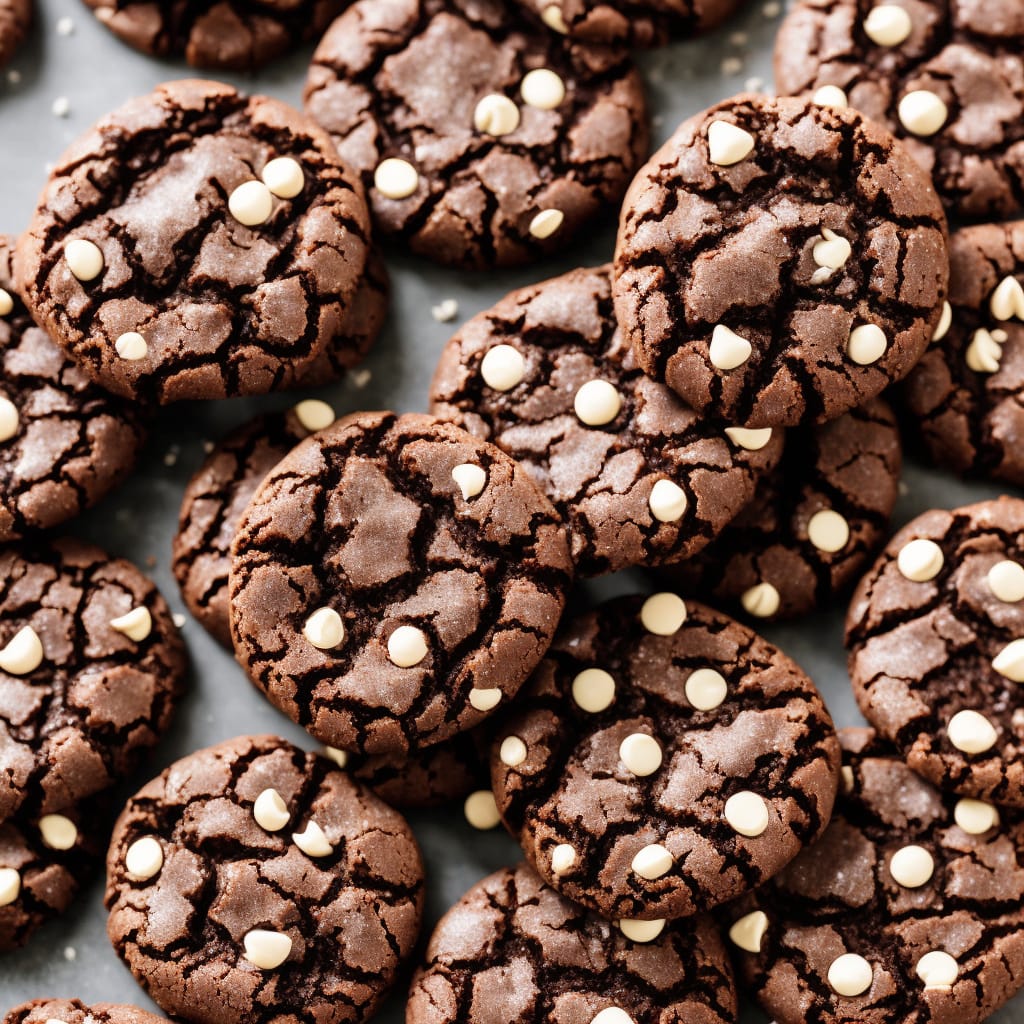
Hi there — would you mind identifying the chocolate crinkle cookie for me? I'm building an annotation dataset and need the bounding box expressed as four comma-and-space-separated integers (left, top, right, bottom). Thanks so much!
408, 863, 738, 1024
901, 220, 1024, 484
493, 594, 841, 924
0, 235, 146, 541
5, 1001, 169, 1024
0, 538, 187, 824
613, 93, 949, 428
429, 264, 784, 576
16, 79, 371, 404
105, 735, 424, 1024
774, 0, 1024, 222
847, 497, 1024, 808
0, 0, 30, 69
304, 0, 648, 269
662, 398, 902, 622
726, 728, 1024, 1024
229, 411, 573, 757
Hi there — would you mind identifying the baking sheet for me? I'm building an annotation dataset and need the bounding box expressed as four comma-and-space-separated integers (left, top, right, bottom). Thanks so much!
0, 1, 1018, 1021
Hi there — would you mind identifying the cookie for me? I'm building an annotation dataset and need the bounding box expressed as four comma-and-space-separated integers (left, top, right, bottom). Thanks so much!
901, 220, 1024, 484
229, 411, 573, 757
774, 0, 1024, 222
5, 1002, 168, 1024
304, 0, 648, 269
17, 79, 371, 404
408, 863, 738, 1024
613, 93, 949, 429
847, 497, 1024, 808
662, 399, 902, 622
727, 728, 1024, 1024
105, 735, 424, 1024
0, 538, 187, 824
429, 264, 784, 576
492, 594, 841, 923
0, 0, 30, 68
0, 235, 146, 541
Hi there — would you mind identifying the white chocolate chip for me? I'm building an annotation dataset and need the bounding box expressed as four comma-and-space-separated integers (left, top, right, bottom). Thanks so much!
990, 275, 1024, 321
574, 380, 621, 426
261, 157, 305, 199
474, 94, 520, 136
243, 929, 292, 970
812, 85, 848, 109
631, 843, 672, 879
897, 538, 944, 581
916, 950, 958, 991
954, 798, 999, 834
648, 479, 688, 523
685, 668, 728, 711
898, 90, 948, 136
374, 158, 419, 200
841, 765, 855, 793
228, 180, 274, 227
947, 709, 997, 754
452, 463, 487, 499
989, 561, 1024, 603
125, 836, 163, 880
889, 844, 934, 887
828, 953, 874, 996
0, 396, 19, 442
993, 638, 1024, 681
807, 509, 850, 553
639, 592, 687, 635
292, 820, 333, 857
863, 4, 912, 46
966, 327, 1003, 373
0, 625, 43, 675
114, 332, 148, 361
0, 289, 13, 316
39, 813, 78, 850
521, 68, 565, 109
591, 1009, 632, 1024
729, 910, 769, 953
550, 842, 576, 875
528, 208, 564, 239
253, 789, 289, 832
741, 582, 780, 618
707, 120, 755, 166
709, 324, 752, 370
500, 735, 528, 767
388, 625, 428, 667
724, 791, 770, 836
64, 239, 104, 281
324, 746, 348, 768
293, 399, 335, 432
813, 227, 852, 273
541, 4, 568, 31
469, 687, 502, 711
618, 918, 665, 943
619, 733, 662, 776
0, 867, 21, 906
847, 323, 888, 365
572, 668, 616, 712
932, 301, 953, 341
481, 344, 526, 391
303, 607, 345, 650
725, 426, 773, 450
110, 606, 152, 642
464, 790, 500, 830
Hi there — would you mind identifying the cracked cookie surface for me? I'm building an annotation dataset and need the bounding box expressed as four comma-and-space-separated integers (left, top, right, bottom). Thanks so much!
229, 411, 573, 757
847, 497, 1024, 807
492, 595, 841, 922
429, 264, 784, 576
613, 93, 948, 428
303, 0, 648, 269
774, 0, 1024, 222
17, 79, 371, 404
728, 728, 1024, 1024
105, 735, 424, 1024
5, 1001, 168, 1024
0, 537, 187, 824
0, 0, 30, 68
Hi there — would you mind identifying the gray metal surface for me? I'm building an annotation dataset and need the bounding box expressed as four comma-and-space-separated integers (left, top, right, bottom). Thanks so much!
0, 1, 1019, 1021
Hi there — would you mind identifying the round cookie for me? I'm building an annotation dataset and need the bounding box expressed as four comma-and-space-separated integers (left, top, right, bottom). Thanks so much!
5, 1002, 169, 1024
727, 728, 1024, 1024
613, 93, 949, 429
847, 497, 1024, 808
304, 0, 648, 269
408, 863, 738, 1024
901, 220, 1024, 484
0, 235, 146, 541
492, 594, 841, 923
0, 538, 187, 824
0, 0, 30, 69
429, 264, 784, 576
105, 735, 424, 1024
16, 79, 371, 404
229, 411, 574, 757
662, 399, 902, 622
774, 0, 1024, 223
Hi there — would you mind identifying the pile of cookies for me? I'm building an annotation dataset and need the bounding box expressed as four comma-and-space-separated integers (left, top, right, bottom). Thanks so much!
1, 2, 1024, 1024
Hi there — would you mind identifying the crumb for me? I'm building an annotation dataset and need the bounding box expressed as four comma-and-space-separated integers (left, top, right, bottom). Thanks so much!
431, 298, 459, 323
202, 440, 215, 454
145, 555, 156, 568
744, 76, 765, 92
898, 480, 909, 496
163, 446, 179, 467
763, 0, 781, 16
63, 946, 77, 961
729, 30, 747, 46
172, 613, 187, 629
56, 16, 74, 34
6, 70, 21, 85
721, 56, 743, 76
52, 96, 70, 118
350, 368, 372, 389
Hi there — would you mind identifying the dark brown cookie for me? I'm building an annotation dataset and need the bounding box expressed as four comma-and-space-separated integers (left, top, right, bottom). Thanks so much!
408, 863, 738, 1024
16, 79, 371, 404
662, 399, 902, 622
105, 735, 424, 1024
901, 220, 1024, 484
5, 1001, 168, 1024
0, 538, 187, 824
0, 235, 146, 542
774, 0, 1024, 222
847, 498, 1024, 807
613, 93, 949, 429
727, 728, 1024, 1024
304, 0, 648, 269
429, 264, 784, 576
229, 411, 574, 757
0, 0, 30, 68
492, 595, 841, 923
